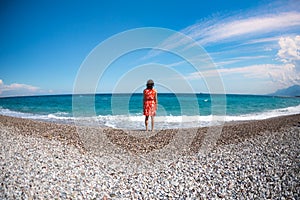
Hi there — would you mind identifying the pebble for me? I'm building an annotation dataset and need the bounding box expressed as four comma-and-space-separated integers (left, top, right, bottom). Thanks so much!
0, 121, 300, 199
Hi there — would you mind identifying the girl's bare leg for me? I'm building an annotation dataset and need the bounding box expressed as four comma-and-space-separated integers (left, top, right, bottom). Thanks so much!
151, 116, 154, 131
145, 116, 149, 131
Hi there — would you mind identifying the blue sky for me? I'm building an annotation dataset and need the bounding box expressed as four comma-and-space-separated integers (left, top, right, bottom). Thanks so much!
0, 0, 299, 96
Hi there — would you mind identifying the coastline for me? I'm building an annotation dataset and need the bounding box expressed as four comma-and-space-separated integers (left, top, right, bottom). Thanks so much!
0, 114, 299, 153
1, 114, 299, 198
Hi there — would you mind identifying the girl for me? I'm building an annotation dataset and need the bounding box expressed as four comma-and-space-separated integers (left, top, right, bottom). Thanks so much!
143, 79, 158, 131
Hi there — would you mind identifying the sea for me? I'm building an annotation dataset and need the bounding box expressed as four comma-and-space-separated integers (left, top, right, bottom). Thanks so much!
0, 93, 300, 130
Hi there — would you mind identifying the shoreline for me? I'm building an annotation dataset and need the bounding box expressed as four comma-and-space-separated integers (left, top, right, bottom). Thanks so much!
1, 114, 299, 198
0, 114, 299, 153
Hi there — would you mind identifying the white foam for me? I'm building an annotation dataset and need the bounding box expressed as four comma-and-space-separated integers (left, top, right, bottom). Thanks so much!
0, 104, 300, 129
225, 104, 300, 122
0, 108, 74, 124
0, 108, 36, 119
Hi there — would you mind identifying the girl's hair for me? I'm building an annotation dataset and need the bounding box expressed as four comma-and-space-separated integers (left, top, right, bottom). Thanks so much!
146, 83, 154, 89
146, 79, 154, 89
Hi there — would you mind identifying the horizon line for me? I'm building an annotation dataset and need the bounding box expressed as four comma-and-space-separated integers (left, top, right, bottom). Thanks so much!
0, 92, 285, 99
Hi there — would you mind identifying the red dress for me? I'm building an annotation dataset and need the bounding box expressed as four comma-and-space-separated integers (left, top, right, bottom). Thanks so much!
143, 89, 157, 116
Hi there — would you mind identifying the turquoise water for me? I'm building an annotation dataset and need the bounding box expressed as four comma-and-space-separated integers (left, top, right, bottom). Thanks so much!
0, 93, 300, 129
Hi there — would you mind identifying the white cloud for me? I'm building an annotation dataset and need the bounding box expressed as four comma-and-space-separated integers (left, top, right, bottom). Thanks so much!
153, 11, 300, 55
214, 55, 269, 67
146, 3, 300, 93
176, 10, 300, 90
277, 35, 300, 63
0, 79, 41, 97
244, 36, 281, 45
272, 35, 300, 88
183, 12, 300, 46
186, 63, 299, 88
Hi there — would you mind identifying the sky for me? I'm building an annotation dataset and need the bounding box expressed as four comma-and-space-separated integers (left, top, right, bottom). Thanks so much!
0, 0, 300, 97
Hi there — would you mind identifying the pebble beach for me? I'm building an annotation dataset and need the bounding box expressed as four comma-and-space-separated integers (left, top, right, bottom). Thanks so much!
0, 114, 299, 199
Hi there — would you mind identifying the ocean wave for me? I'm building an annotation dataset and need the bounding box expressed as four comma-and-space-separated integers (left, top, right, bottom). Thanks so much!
225, 104, 300, 121
0, 104, 300, 129
0, 108, 74, 124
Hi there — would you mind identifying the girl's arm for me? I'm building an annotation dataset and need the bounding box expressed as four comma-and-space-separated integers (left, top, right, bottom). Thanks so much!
155, 90, 158, 109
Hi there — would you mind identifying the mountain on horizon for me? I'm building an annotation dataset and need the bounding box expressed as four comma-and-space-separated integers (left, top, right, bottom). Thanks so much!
269, 85, 300, 97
